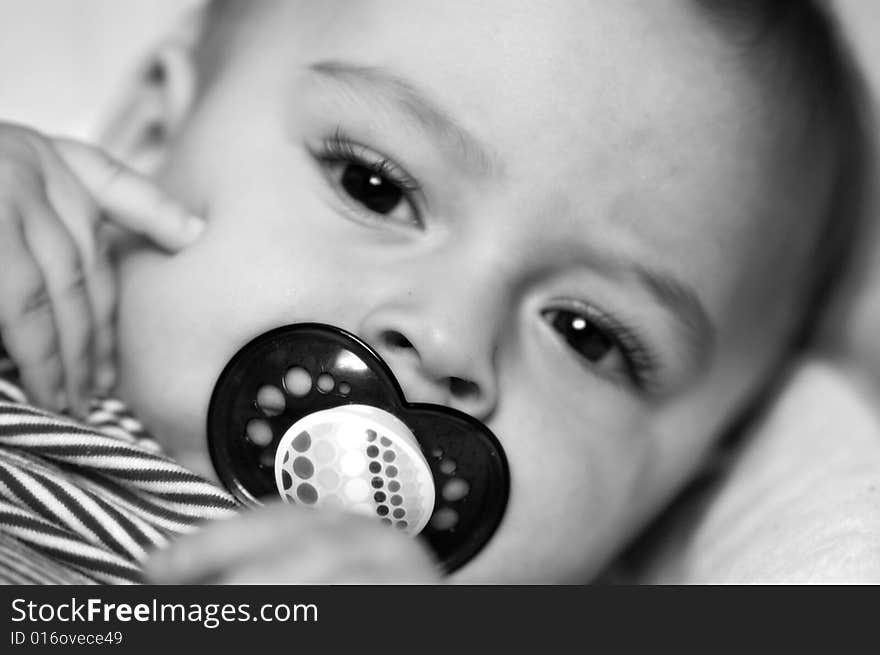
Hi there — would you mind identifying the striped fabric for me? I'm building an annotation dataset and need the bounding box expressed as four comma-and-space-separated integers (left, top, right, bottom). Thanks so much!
0, 355, 239, 585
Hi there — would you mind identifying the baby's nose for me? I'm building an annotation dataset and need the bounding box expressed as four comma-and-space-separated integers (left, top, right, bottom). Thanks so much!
360, 318, 498, 421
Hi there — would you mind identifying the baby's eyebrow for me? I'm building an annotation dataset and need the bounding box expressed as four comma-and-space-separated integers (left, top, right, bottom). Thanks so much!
307, 59, 499, 176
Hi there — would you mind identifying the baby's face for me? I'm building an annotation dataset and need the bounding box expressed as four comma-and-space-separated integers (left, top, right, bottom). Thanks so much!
114, 0, 828, 581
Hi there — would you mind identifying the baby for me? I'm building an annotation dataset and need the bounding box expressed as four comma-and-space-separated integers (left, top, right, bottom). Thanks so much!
0, 0, 870, 583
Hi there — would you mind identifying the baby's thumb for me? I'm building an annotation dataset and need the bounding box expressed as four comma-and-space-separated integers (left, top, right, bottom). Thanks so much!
53, 138, 204, 251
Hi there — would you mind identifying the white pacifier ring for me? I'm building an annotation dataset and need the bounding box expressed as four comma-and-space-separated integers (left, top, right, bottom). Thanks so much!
274, 405, 436, 535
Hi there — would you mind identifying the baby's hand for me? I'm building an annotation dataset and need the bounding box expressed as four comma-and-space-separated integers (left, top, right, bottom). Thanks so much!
0, 122, 204, 415
143, 503, 441, 584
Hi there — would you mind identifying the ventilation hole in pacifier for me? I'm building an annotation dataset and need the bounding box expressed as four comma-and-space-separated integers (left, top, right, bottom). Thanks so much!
245, 418, 274, 446
292, 430, 311, 452
442, 478, 469, 502
296, 482, 318, 504
259, 449, 276, 468
338, 381, 351, 396
256, 385, 286, 416
316, 372, 335, 393
430, 508, 459, 531
293, 456, 314, 479
439, 459, 456, 475
284, 366, 312, 397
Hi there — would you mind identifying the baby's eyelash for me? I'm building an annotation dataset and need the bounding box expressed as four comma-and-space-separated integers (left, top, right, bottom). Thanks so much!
550, 300, 661, 392
313, 129, 421, 194
599, 316, 659, 391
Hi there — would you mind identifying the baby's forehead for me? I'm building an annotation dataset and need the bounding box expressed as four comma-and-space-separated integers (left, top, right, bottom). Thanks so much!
235, 1, 728, 90
232, 1, 770, 156
202, 0, 844, 317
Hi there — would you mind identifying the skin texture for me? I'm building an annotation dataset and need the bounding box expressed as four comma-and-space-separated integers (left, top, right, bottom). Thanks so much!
111, 0, 834, 582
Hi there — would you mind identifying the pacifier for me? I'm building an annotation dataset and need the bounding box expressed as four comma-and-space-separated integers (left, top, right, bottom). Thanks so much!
207, 323, 509, 572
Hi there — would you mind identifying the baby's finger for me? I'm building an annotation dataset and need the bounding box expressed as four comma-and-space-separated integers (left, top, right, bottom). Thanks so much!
208, 510, 439, 584
20, 193, 95, 415
52, 139, 204, 252
89, 233, 117, 392
145, 504, 437, 584
143, 505, 305, 583
0, 205, 65, 410
214, 544, 438, 584
33, 142, 118, 393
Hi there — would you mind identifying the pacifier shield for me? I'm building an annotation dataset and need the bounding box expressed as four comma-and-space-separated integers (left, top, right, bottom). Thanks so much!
207, 323, 510, 572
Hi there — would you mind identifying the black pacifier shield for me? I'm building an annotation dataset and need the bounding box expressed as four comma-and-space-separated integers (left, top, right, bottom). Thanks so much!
207, 323, 510, 572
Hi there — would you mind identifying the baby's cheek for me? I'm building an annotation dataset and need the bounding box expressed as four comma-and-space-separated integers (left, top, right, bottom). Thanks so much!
115, 240, 269, 433
113, 224, 356, 469
455, 391, 654, 583
114, 252, 225, 462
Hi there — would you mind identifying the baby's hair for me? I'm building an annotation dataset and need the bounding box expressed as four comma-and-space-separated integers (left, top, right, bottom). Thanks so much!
665, 3, 875, 531
690, 0, 874, 441
694, 0, 873, 353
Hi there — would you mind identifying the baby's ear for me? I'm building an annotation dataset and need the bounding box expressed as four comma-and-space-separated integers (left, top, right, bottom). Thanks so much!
98, 15, 202, 174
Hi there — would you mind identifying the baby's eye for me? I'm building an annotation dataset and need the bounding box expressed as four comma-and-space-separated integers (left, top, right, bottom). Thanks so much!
332, 162, 415, 223
313, 134, 422, 228
340, 164, 403, 214
542, 307, 653, 388
544, 308, 619, 366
